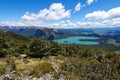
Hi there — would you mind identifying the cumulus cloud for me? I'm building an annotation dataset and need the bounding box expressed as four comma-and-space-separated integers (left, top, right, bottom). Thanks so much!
0, 3, 71, 27
50, 21, 101, 28
49, 18, 120, 28
84, 7, 120, 20
87, 0, 94, 5
0, 21, 12, 26
75, 2, 81, 11
21, 12, 37, 21
0, 3, 120, 28
74, 0, 96, 12
102, 18, 120, 27
22, 3, 71, 21
0, 20, 45, 27
1, 18, 120, 28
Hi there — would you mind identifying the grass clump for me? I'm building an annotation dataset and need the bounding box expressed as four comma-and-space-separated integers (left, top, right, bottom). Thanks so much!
30, 61, 53, 77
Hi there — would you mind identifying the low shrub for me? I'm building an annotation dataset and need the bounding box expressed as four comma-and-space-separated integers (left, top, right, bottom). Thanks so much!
30, 61, 53, 77
0, 65, 6, 75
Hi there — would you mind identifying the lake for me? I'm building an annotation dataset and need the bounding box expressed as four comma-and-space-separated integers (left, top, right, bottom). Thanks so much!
55, 36, 99, 45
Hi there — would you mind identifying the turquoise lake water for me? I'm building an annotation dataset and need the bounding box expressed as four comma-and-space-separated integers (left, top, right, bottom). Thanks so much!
55, 36, 99, 45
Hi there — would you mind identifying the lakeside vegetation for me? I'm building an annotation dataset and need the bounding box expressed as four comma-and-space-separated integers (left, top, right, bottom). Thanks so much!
0, 29, 120, 79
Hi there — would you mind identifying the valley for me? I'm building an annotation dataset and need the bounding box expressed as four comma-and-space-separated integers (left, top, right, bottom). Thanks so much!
1, 26, 120, 51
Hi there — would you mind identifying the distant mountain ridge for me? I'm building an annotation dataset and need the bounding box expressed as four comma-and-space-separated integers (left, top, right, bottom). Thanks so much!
0, 26, 85, 40
1, 26, 120, 40
0, 26, 60, 40
0, 29, 30, 42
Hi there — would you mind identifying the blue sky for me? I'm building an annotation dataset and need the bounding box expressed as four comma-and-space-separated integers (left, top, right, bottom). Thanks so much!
0, 0, 120, 28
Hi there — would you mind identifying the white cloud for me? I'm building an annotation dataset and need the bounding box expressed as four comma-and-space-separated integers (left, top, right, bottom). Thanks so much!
0, 3, 120, 29
49, 18, 120, 28
21, 12, 37, 21
22, 3, 71, 21
0, 3, 71, 27
102, 18, 120, 27
75, 2, 81, 11
1, 18, 120, 28
84, 11, 108, 20
0, 21, 12, 26
87, 0, 94, 5
74, 0, 95, 12
84, 7, 120, 20
0, 19, 45, 27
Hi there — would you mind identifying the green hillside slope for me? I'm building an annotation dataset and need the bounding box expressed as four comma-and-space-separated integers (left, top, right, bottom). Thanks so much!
0, 30, 120, 80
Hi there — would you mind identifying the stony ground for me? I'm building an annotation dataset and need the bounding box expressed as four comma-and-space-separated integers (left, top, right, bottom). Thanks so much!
0, 55, 66, 80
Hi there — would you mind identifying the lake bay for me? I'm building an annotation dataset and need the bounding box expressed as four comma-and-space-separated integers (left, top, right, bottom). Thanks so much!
55, 36, 99, 45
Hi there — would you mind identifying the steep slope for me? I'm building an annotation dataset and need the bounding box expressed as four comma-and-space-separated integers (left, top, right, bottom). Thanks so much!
0, 29, 30, 42
0, 29, 30, 57
0, 26, 58, 40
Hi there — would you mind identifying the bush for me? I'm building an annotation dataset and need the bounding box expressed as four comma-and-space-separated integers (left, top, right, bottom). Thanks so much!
0, 65, 6, 75
28, 38, 48, 58
0, 37, 9, 57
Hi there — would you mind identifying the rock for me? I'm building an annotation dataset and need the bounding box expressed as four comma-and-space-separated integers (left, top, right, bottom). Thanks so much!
51, 62, 58, 72
3, 71, 22, 80
59, 74, 65, 80
43, 73, 52, 80
39, 77, 44, 80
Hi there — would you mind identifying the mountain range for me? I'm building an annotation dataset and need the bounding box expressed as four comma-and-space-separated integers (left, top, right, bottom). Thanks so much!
1, 26, 120, 39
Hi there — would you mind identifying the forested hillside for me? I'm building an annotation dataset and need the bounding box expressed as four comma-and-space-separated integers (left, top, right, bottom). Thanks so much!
1, 26, 120, 52
0, 30, 120, 80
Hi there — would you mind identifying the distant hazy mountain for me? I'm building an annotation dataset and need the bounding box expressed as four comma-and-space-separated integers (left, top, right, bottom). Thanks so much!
0, 26, 58, 40
0, 26, 87, 40
1, 26, 120, 40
